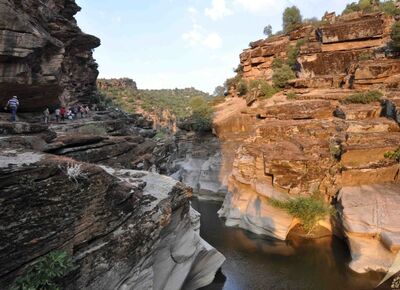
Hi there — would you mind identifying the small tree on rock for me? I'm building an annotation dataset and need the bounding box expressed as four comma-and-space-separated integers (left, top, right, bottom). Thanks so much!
283, 6, 302, 33
263, 25, 272, 37
213, 85, 225, 97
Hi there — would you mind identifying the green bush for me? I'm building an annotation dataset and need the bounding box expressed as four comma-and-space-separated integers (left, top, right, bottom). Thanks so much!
263, 24, 273, 37
380, 0, 400, 15
210, 95, 226, 106
286, 91, 298, 100
78, 124, 107, 135
342, 90, 383, 104
342, 2, 361, 14
358, 51, 374, 61
282, 6, 303, 33
272, 58, 285, 69
384, 147, 400, 162
343, 0, 400, 15
269, 196, 333, 233
329, 140, 342, 160
272, 65, 296, 88
391, 22, 400, 50
249, 79, 278, 99
286, 45, 299, 69
189, 96, 213, 132
286, 39, 307, 70
237, 79, 248, 96
12, 251, 75, 290
358, 0, 374, 12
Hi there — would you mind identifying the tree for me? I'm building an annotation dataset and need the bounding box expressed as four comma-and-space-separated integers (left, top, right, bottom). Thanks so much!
391, 22, 400, 50
282, 6, 302, 33
213, 85, 225, 97
189, 96, 213, 132
263, 25, 272, 37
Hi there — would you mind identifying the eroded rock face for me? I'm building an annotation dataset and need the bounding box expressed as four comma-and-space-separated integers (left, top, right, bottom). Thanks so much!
338, 184, 400, 273
240, 12, 397, 89
0, 111, 225, 289
0, 151, 224, 289
169, 132, 227, 201
0, 0, 100, 111
217, 11, 400, 265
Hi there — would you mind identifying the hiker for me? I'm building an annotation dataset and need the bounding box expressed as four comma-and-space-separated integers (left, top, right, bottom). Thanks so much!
72, 106, 79, 119
4, 96, 19, 122
55, 108, 61, 123
84, 105, 90, 117
60, 107, 66, 121
43, 107, 50, 124
79, 105, 85, 118
67, 109, 73, 120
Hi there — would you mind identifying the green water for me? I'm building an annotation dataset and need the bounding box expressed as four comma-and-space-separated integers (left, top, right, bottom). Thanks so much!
192, 199, 390, 290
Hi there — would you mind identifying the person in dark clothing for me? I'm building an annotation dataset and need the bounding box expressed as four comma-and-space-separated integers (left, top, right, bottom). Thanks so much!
5, 96, 19, 122
60, 107, 66, 121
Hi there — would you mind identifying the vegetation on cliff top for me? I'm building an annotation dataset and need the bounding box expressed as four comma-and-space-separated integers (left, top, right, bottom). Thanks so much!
98, 80, 214, 131
283, 6, 303, 33
269, 196, 334, 233
12, 251, 75, 290
342, 0, 400, 16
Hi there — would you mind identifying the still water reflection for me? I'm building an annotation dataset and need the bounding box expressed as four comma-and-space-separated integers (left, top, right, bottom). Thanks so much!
191, 199, 390, 290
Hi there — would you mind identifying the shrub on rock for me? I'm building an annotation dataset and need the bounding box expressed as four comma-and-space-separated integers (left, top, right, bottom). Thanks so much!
269, 196, 333, 233
391, 22, 400, 50
12, 251, 75, 290
272, 64, 296, 88
249, 79, 278, 99
342, 90, 383, 104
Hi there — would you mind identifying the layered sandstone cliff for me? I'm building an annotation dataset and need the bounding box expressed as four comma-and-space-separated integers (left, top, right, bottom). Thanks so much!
216, 11, 400, 273
0, 0, 100, 111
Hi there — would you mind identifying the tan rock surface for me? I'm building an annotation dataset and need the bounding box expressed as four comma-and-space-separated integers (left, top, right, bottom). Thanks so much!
338, 184, 400, 273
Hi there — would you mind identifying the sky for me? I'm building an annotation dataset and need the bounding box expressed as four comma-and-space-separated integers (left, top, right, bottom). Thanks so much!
76, 0, 353, 94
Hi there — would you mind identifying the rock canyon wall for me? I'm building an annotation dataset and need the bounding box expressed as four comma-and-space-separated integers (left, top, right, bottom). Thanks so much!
215, 11, 400, 273
0, 0, 100, 111
0, 1, 225, 289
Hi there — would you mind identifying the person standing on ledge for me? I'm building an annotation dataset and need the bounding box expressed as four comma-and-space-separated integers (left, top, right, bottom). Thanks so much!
43, 107, 50, 124
4, 96, 19, 122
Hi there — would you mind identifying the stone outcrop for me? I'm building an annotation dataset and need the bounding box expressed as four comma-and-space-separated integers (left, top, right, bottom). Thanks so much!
338, 184, 400, 273
97, 78, 138, 92
216, 9, 400, 273
0, 150, 224, 289
169, 131, 227, 201
0, 0, 100, 111
0, 110, 224, 289
240, 12, 397, 90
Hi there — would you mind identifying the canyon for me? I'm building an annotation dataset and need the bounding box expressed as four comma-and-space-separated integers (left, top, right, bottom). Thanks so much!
0, 0, 400, 289
0, 1, 224, 289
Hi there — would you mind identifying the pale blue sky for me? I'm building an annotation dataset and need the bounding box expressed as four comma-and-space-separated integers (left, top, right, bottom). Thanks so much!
76, 0, 353, 93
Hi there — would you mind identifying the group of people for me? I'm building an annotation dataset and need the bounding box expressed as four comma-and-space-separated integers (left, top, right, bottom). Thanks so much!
43, 104, 91, 124
4, 95, 93, 123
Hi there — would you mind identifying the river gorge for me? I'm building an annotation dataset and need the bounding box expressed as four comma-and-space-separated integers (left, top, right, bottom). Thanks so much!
0, 0, 399, 289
